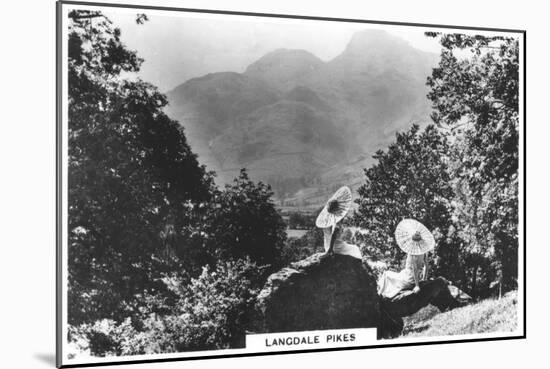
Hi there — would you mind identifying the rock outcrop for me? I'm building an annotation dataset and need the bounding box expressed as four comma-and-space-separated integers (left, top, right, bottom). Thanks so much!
253, 253, 380, 333
379, 277, 473, 338
253, 257, 472, 339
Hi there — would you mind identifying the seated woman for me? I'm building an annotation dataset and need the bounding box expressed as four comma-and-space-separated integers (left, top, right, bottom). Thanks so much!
322, 226, 362, 260
378, 219, 434, 299
315, 186, 362, 260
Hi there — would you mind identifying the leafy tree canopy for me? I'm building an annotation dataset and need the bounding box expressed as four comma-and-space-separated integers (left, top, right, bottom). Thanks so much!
428, 32, 519, 293
353, 124, 455, 268
201, 169, 288, 268
68, 10, 214, 324
426, 32, 519, 190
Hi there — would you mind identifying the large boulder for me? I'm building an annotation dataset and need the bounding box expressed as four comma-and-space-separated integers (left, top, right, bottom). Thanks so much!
253, 253, 380, 333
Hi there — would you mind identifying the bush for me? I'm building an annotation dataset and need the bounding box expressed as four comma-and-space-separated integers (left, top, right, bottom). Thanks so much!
69, 258, 264, 356
167, 258, 264, 350
68, 318, 144, 357
201, 169, 288, 267
280, 228, 324, 264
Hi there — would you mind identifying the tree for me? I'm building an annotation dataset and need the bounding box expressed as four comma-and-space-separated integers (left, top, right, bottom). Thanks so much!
426, 32, 519, 293
288, 212, 310, 229
201, 169, 288, 267
67, 10, 214, 324
281, 228, 325, 263
353, 125, 460, 279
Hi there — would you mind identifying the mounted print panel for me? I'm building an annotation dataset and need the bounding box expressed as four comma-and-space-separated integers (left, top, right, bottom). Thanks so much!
56, 1, 525, 367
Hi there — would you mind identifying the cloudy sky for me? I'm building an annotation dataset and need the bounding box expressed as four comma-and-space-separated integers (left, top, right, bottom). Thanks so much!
102, 9, 444, 92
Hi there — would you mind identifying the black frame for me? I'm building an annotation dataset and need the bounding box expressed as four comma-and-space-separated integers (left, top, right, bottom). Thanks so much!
56, 1, 527, 367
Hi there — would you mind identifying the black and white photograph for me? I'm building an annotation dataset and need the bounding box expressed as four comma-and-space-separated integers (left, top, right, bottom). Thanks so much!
56, 1, 525, 366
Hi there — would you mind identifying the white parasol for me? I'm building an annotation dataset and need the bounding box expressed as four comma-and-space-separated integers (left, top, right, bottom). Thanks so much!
315, 186, 353, 229
394, 219, 435, 255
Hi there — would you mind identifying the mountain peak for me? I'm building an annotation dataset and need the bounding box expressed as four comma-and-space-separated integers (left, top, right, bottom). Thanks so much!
244, 49, 324, 91
339, 29, 411, 58
247, 49, 323, 67
166, 30, 437, 205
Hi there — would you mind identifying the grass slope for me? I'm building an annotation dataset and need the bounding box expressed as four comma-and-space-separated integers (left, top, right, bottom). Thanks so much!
401, 291, 518, 337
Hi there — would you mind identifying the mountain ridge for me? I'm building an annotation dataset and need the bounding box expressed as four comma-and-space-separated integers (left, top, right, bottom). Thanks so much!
165, 30, 439, 209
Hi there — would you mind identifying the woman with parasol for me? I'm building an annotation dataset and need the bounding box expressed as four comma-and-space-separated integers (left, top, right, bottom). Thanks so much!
315, 186, 361, 259
378, 219, 435, 299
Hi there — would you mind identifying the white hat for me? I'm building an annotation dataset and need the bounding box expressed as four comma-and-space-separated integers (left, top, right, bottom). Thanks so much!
394, 219, 435, 255
315, 186, 353, 228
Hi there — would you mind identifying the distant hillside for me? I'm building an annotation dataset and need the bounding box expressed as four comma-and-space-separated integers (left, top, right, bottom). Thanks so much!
245, 49, 325, 92
165, 30, 439, 208
401, 291, 518, 338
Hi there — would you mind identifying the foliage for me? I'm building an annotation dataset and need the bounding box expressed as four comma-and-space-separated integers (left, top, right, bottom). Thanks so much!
67, 8, 292, 330
68, 318, 141, 357
281, 228, 324, 263
69, 259, 263, 355
426, 33, 519, 189
426, 33, 519, 293
354, 33, 520, 297
68, 9, 213, 325
353, 124, 457, 272
200, 169, 288, 267
287, 212, 315, 229
164, 258, 264, 351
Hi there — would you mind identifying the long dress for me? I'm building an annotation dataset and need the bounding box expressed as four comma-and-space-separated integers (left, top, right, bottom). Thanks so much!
378, 254, 426, 299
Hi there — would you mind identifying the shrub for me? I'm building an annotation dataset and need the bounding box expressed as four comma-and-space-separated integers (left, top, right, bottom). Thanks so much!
69, 258, 264, 356
201, 169, 287, 267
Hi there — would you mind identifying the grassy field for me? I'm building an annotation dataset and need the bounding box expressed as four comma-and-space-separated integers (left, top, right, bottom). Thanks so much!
401, 291, 518, 337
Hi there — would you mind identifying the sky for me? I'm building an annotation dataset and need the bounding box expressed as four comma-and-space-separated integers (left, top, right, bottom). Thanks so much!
101, 9, 444, 92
